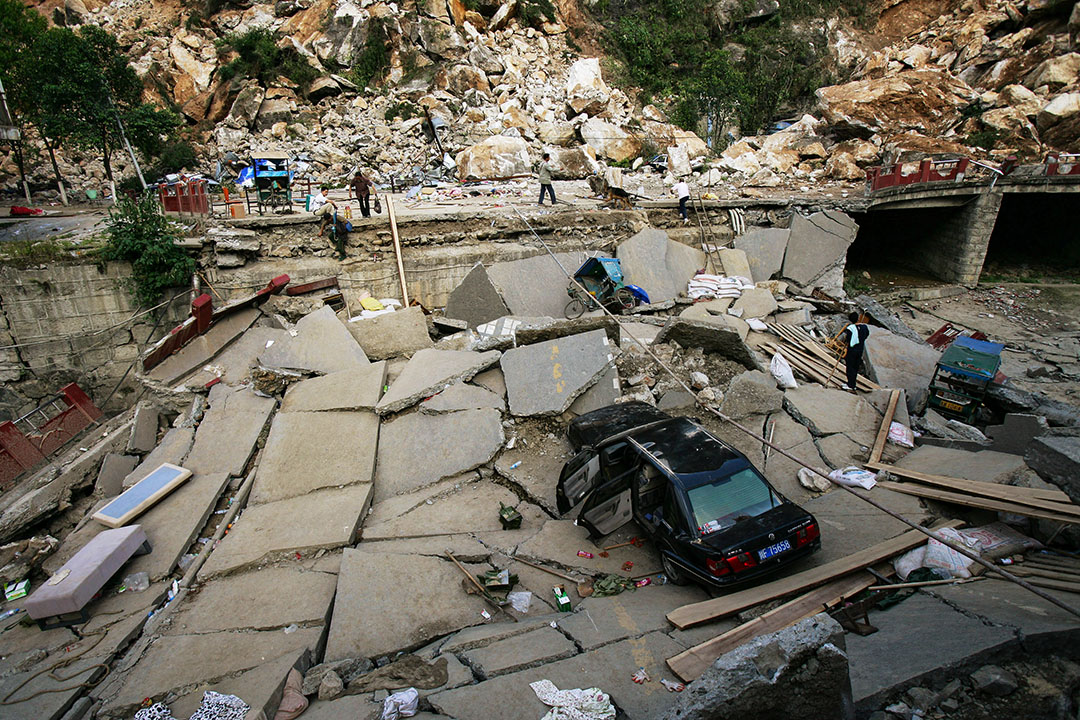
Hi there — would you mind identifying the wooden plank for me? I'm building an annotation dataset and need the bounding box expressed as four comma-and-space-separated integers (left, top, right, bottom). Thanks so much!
867, 461, 1071, 504
666, 520, 963, 629
868, 462, 1078, 512
1024, 554, 1080, 569
1024, 558, 1080, 574
1008, 575, 1080, 594
870, 389, 901, 464
667, 564, 891, 682
877, 481, 1080, 525
386, 197, 410, 306
1011, 566, 1080, 583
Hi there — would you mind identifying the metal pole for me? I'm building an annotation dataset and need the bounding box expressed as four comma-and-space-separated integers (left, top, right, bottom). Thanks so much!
509, 206, 1080, 621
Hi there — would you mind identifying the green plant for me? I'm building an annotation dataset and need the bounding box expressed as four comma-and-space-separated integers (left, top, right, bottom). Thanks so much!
384, 100, 419, 122
217, 27, 319, 89
518, 0, 555, 28
966, 128, 998, 151
350, 18, 389, 89
101, 192, 195, 305
0, 238, 80, 263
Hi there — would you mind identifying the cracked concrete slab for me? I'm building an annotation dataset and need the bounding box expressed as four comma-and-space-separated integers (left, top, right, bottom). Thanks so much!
128, 402, 159, 454
1, 652, 106, 720
280, 362, 387, 413
184, 385, 276, 477
355, 534, 500, 562
717, 247, 752, 280
445, 262, 513, 329
165, 650, 307, 720
199, 483, 372, 579
894, 445, 1027, 484
617, 228, 706, 304
146, 307, 261, 386
555, 583, 708, 650
487, 252, 586, 319
463, 626, 577, 679
654, 317, 759, 369
501, 330, 615, 417
764, 438, 828, 504
514, 519, 662, 578
439, 617, 557, 654
734, 227, 788, 284
179, 325, 289, 388
122, 427, 194, 489
345, 305, 434, 361
784, 385, 880, 437
422, 381, 507, 413
259, 305, 370, 374
374, 409, 504, 502
298, 695, 383, 720
494, 433, 574, 515
864, 328, 940, 412
471, 368, 506, 399
96, 453, 137, 498
250, 411, 379, 505
568, 365, 621, 416
428, 631, 684, 720
362, 478, 546, 540
96, 627, 321, 718
325, 548, 490, 661
377, 349, 501, 415
172, 565, 338, 634
781, 210, 857, 288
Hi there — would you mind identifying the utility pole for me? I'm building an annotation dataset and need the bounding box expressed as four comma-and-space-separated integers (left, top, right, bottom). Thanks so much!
0, 78, 31, 203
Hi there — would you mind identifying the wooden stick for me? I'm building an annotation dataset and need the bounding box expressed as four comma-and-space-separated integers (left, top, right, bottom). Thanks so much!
870, 389, 901, 464
868, 462, 1077, 510
387, 197, 409, 306
877, 481, 1080, 524
446, 550, 517, 622
512, 556, 594, 597
867, 576, 984, 591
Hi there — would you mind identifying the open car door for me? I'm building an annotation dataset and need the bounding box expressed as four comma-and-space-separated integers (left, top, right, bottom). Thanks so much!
556, 450, 601, 515
578, 477, 633, 538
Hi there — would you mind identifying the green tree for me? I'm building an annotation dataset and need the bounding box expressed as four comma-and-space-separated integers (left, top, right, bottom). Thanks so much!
0, 0, 48, 198
102, 193, 195, 305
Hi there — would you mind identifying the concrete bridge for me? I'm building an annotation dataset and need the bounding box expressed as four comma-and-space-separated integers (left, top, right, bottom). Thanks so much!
859, 155, 1080, 285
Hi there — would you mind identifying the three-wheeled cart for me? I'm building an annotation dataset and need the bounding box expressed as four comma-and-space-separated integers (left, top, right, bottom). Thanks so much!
927, 335, 1004, 423
247, 151, 293, 215
564, 257, 649, 319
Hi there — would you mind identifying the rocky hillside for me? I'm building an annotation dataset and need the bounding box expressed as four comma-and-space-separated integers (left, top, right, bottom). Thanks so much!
5, 0, 1080, 196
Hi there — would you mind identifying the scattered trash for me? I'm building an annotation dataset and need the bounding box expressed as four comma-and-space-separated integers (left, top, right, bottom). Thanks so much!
590, 574, 636, 597
828, 466, 878, 490
284, 623, 299, 634
499, 503, 523, 530
380, 687, 419, 720
4, 579, 29, 601
0, 608, 24, 622
577, 550, 595, 559
887, 421, 915, 449
632, 667, 651, 684
530, 680, 615, 720
661, 679, 685, 692
603, 537, 644, 551
553, 585, 572, 612
507, 591, 532, 613
509, 460, 522, 470
634, 578, 651, 588
621, 561, 634, 572
770, 352, 798, 389
122, 571, 150, 593
480, 609, 492, 621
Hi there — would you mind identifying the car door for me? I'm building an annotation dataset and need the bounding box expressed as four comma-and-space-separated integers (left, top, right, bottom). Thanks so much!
556, 449, 601, 515
578, 475, 633, 538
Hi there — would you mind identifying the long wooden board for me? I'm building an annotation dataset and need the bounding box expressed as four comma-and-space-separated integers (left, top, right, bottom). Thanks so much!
870, 389, 901, 464
666, 520, 963, 629
877, 481, 1080, 525
866, 461, 1072, 505
1011, 566, 1080, 583
667, 563, 891, 682
1005, 575, 1080, 594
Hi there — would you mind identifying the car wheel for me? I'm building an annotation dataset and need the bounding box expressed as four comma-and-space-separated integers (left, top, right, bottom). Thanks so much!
661, 554, 689, 586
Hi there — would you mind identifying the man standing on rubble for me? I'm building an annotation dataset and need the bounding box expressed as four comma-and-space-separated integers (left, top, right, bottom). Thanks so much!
537, 152, 556, 206
351, 170, 375, 218
841, 311, 870, 391
674, 178, 690, 223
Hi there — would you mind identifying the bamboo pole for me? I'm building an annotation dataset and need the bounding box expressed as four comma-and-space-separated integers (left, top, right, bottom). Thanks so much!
387, 197, 409, 306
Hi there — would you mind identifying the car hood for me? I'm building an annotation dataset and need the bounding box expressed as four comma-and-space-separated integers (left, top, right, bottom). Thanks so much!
697, 503, 812, 554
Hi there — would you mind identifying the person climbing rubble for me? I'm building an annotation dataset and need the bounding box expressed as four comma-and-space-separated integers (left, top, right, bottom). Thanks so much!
673, 178, 690, 223
840, 311, 870, 391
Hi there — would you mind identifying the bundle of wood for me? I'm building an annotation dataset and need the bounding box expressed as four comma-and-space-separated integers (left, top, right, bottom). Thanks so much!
762, 323, 878, 391
1010, 553, 1080, 593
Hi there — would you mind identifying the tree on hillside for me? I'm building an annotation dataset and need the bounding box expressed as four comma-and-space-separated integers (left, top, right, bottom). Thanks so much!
0, 0, 49, 200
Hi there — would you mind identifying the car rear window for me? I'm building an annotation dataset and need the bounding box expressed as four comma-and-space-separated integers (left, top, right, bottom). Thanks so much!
686, 468, 780, 535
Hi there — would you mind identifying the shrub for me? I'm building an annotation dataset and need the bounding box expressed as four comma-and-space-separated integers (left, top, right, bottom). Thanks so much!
350, 18, 389, 88
102, 193, 195, 305
217, 28, 319, 89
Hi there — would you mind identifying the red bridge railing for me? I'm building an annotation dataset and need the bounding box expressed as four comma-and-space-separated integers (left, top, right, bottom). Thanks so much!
866, 158, 969, 193
158, 179, 211, 215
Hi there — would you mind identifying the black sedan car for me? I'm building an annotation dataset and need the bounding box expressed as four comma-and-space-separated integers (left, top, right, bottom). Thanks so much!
556, 403, 821, 588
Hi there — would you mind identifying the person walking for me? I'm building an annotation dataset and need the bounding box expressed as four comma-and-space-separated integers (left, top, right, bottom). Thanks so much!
840, 311, 870, 391
674, 178, 690, 223
537, 152, 556, 206
351, 170, 375, 218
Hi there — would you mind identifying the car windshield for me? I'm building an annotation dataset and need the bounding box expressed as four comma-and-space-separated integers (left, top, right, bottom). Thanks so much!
686, 468, 780, 536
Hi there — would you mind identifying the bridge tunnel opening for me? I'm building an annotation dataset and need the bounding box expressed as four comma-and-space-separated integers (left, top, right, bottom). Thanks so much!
845, 205, 966, 287
982, 193, 1080, 281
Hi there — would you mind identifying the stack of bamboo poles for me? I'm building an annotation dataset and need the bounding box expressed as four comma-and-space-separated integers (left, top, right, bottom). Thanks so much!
1011, 553, 1080, 593
761, 323, 879, 391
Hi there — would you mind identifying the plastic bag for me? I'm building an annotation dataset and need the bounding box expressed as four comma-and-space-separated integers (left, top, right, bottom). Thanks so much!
828, 466, 877, 490
770, 352, 798, 389
123, 571, 150, 593
924, 527, 976, 578
507, 591, 532, 613
380, 688, 418, 720
887, 421, 915, 449
374, 196, 383, 214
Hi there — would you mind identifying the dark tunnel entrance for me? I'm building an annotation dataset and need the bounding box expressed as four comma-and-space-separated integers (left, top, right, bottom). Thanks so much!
845, 206, 964, 287
982, 192, 1080, 281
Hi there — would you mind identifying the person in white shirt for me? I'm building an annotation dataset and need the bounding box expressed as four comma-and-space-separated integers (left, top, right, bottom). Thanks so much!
673, 180, 690, 223
310, 185, 336, 237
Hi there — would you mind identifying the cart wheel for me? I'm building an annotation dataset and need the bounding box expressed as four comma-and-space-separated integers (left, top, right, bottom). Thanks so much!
614, 288, 636, 311
565, 298, 586, 319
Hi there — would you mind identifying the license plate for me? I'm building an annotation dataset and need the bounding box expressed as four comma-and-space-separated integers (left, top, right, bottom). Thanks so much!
939, 400, 963, 412
758, 539, 792, 561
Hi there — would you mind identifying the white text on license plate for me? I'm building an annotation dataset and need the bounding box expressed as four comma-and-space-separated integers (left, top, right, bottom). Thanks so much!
758, 540, 791, 561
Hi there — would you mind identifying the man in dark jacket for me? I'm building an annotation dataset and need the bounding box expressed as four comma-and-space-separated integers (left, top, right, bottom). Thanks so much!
351, 171, 375, 218
841, 311, 869, 391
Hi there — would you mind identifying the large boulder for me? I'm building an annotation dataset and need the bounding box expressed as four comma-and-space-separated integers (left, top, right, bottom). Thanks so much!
977, 106, 1040, 155
548, 146, 601, 179
306, 76, 341, 102
565, 57, 609, 117
1025, 53, 1080, 90
170, 37, 215, 92
456, 135, 531, 181
815, 70, 976, 137
580, 117, 642, 163
416, 18, 467, 59
445, 64, 491, 97
1037, 93, 1080, 132
254, 97, 298, 133
538, 122, 577, 146
1000, 84, 1043, 119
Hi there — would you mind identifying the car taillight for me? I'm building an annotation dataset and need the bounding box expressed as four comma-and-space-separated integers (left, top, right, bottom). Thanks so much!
726, 551, 758, 573
795, 523, 820, 548
706, 557, 730, 577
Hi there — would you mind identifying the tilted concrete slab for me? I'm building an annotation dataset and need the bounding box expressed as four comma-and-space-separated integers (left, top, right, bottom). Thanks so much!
471, 368, 506, 399
422, 381, 507, 413
445, 262, 512, 329
731, 287, 778, 319
127, 402, 159, 454
362, 479, 547, 541
463, 626, 577, 679
96, 627, 321, 718
487, 252, 585, 319
619, 322, 663, 350
718, 247, 753, 280
0, 652, 107, 720
374, 409, 504, 502
259, 305, 370, 374
735, 227, 789, 284
122, 427, 195, 489
781, 210, 858, 288
863, 328, 940, 413
280, 362, 387, 413
568, 365, 621, 416
494, 431, 575, 515
654, 317, 759, 369
377, 348, 501, 415
428, 631, 684, 720
679, 305, 751, 341
184, 384, 276, 477
783, 385, 881, 437
345, 306, 434, 360
556, 583, 708, 651
146, 307, 261, 386
325, 548, 490, 661
616, 228, 706, 303
501, 329, 615, 417
96, 453, 137, 498
165, 650, 307, 720
172, 565, 338, 634
439, 617, 558, 654
250, 411, 379, 505
199, 483, 372, 579
180, 324, 290, 388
